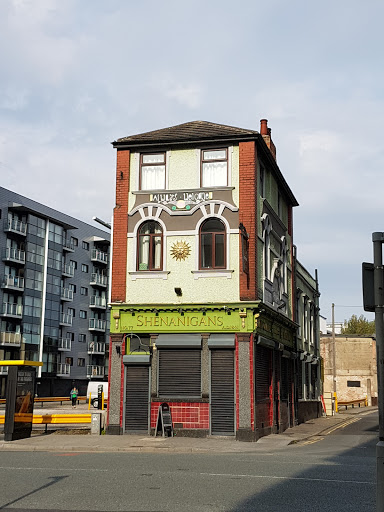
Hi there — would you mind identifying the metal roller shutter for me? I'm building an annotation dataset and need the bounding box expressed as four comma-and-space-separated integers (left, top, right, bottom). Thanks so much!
158, 350, 201, 397
211, 350, 235, 435
255, 345, 271, 402
125, 366, 149, 432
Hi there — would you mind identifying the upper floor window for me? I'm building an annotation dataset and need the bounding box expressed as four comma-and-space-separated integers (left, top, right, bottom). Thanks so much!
201, 149, 228, 187
137, 221, 163, 271
199, 218, 226, 269
140, 153, 166, 190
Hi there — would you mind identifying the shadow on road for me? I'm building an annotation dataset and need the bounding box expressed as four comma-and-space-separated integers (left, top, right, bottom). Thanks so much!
0, 475, 69, 510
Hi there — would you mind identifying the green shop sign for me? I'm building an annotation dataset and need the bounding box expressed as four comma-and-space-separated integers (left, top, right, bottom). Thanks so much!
114, 308, 254, 334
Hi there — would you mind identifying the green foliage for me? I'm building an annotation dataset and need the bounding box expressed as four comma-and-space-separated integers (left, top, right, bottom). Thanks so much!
341, 314, 375, 335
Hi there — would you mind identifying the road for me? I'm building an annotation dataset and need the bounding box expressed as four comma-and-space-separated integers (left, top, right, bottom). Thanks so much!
0, 411, 378, 512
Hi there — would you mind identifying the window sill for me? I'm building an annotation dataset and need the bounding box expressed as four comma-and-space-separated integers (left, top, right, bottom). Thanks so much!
129, 271, 170, 281
191, 269, 234, 279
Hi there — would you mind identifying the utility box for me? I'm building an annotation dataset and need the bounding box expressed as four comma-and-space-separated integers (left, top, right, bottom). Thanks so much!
91, 412, 102, 434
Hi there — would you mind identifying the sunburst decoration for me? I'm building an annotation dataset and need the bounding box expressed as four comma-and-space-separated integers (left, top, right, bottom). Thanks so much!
170, 241, 191, 261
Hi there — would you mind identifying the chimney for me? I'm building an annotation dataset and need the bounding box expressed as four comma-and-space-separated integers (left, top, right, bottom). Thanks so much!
260, 119, 276, 160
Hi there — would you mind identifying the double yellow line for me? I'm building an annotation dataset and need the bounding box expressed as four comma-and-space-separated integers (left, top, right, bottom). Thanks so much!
323, 416, 361, 435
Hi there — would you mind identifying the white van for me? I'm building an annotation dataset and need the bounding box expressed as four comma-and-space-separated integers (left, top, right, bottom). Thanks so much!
86, 381, 108, 408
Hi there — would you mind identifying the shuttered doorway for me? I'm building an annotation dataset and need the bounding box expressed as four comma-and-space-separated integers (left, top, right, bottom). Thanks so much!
124, 366, 150, 433
210, 349, 235, 435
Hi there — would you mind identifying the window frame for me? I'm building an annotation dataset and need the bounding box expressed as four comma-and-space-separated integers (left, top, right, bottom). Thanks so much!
199, 217, 226, 270
201, 148, 228, 188
136, 220, 163, 271
139, 152, 166, 191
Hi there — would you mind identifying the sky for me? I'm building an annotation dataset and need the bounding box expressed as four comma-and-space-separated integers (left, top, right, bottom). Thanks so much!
1, 0, 383, 325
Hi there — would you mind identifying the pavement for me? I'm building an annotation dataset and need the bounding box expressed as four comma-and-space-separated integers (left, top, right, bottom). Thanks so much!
0, 404, 377, 454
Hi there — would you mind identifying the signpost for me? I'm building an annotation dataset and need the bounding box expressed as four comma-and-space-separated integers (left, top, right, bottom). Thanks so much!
362, 233, 384, 511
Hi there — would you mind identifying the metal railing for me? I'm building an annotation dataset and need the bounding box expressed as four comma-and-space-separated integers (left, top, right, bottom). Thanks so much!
56, 363, 71, 376
89, 296, 106, 308
87, 365, 105, 378
88, 318, 106, 331
58, 338, 72, 351
60, 287, 74, 301
91, 249, 108, 264
4, 218, 27, 236
0, 331, 22, 346
2, 247, 26, 264
62, 238, 75, 251
61, 263, 75, 277
1, 302, 23, 318
59, 313, 73, 326
2, 275, 24, 291
90, 273, 108, 287
87, 341, 105, 354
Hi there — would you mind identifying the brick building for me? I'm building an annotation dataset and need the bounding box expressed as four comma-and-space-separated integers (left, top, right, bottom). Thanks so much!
107, 120, 321, 439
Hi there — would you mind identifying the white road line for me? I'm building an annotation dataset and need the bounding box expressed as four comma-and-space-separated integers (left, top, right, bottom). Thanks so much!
200, 472, 375, 485
0, 466, 108, 472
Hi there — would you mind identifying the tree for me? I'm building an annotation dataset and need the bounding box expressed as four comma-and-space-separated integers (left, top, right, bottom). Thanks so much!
341, 314, 375, 335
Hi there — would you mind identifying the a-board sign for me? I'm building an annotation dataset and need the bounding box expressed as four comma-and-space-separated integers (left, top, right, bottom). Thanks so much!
4, 366, 36, 441
155, 402, 173, 437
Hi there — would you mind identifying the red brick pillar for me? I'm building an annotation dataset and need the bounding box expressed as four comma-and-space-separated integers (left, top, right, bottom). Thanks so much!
111, 149, 130, 303
239, 141, 258, 301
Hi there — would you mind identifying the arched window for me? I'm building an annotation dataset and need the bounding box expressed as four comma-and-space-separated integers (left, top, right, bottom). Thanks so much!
199, 218, 226, 269
137, 221, 163, 271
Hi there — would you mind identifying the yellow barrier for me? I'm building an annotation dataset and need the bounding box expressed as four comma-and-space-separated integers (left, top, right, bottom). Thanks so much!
0, 414, 91, 425
0, 396, 87, 406
337, 397, 368, 410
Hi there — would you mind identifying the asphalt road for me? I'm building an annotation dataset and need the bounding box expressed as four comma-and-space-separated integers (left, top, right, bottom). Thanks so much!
0, 411, 378, 512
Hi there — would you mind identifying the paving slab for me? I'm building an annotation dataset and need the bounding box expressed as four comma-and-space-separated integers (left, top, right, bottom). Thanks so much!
0, 405, 377, 454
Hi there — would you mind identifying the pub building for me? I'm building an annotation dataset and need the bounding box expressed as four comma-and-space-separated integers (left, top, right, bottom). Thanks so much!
107, 120, 321, 440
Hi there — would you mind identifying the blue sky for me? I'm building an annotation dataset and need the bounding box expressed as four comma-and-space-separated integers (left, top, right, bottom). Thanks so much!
1, 0, 383, 324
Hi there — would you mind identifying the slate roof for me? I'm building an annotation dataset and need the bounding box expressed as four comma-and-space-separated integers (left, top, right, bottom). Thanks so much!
113, 121, 260, 146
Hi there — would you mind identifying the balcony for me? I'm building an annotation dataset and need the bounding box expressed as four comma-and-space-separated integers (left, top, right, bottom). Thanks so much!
59, 313, 73, 326
62, 239, 75, 252
90, 273, 107, 288
87, 341, 106, 355
2, 275, 24, 292
87, 365, 105, 378
1, 302, 23, 319
58, 338, 72, 351
56, 363, 71, 376
4, 218, 27, 236
60, 287, 74, 301
61, 263, 75, 278
89, 318, 106, 332
0, 331, 22, 346
91, 249, 108, 265
2, 247, 25, 264
0, 366, 8, 375
89, 296, 107, 309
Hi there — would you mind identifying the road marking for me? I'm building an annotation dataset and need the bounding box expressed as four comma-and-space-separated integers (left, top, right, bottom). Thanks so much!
300, 436, 324, 445
325, 417, 361, 435
0, 466, 108, 472
200, 472, 375, 485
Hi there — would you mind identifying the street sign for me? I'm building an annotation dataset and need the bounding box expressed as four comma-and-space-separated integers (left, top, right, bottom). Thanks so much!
362, 262, 375, 312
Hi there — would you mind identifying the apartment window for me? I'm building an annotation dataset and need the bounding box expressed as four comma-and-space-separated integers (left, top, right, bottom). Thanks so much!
201, 149, 228, 187
199, 218, 226, 269
80, 286, 88, 296
82, 241, 89, 250
67, 332, 75, 342
68, 308, 75, 318
49, 223, 63, 244
140, 153, 166, 190
347, 381, 361, 387
70, 237, 78, 247
70, 260, 77, 270
79, 310, 87, 319
69, 283, 76, 294
78, 334, 86, 343
81, 264, 89, 273
137, 221, 163, 271
77, 358, 85, 367
65, 357, 73, 366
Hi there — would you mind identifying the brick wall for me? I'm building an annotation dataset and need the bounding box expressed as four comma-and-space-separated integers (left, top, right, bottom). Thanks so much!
111, 149, 130, 302
239, 141, 258, 300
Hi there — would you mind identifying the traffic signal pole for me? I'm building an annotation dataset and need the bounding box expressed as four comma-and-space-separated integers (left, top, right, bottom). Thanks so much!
372, 232, 384, 511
